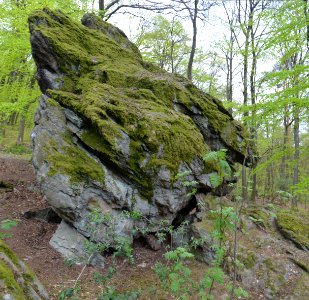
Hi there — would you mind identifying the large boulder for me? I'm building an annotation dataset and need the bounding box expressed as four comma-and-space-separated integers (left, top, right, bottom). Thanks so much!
29, 9, 251, 250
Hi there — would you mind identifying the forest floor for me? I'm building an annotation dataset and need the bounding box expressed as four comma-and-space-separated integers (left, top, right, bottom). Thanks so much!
0, 153, 308, 300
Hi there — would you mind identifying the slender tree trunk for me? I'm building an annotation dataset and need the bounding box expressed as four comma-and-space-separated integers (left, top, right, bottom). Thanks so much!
242, 166, 248, 202
226, 28, 234, 115
280, 106, 291, 190
187, 0, 198, 80
303, 0, 309, 50
99, 0, 104, 11
241, 20, 251, 202
171, 40, 175, 73
9, 112, 18, 125
250, 14, 257, 202
292, 105, 300, 206
0, 121, 6, 138
16, 115, 25, 145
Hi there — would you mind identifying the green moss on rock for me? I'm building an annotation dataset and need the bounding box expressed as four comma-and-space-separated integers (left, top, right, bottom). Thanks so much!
47, 138, 105, 185
245, 206, 270, 229
276, 208, 309, 250
0, 240, 47, 299
0, 239, 19, 266
238, 249, 257, 269
0, 260, 24, 300
29, 8, 250, 195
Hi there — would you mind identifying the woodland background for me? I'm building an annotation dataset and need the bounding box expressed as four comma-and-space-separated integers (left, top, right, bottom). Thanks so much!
0, 0, 308, 207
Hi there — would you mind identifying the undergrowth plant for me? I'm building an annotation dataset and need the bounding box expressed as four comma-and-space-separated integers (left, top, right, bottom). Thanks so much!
152, 149, 248, 299
58, 149, 248, 299
0, 219, 18, 239
58, 210, 139, 300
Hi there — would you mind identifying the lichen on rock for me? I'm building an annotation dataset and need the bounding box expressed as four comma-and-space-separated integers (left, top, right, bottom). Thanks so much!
29, 8, 253, 256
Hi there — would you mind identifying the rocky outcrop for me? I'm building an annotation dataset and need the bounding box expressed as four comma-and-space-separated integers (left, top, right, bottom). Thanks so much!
0, 239, 49, 300
276, 208, 309, 251
189, 202, 309, 299
29, 9, 252, 254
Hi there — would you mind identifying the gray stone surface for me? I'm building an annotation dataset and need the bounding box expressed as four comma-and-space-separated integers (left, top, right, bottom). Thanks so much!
49, 220, 104, 267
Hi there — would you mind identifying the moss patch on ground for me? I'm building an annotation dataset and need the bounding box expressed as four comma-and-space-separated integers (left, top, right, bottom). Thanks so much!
276, 208, 309, 250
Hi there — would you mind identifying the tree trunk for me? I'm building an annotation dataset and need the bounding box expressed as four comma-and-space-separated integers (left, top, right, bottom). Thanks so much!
187, 0, 198, 81
9, 112, 18, 125
99, 0, 104, 11
303, 0, 309, 50
227, 45, 233, 115
280, 106, 291, 190
292, 105, 300, 206
0, 121, 6, 138
241, 17, 251, 202
242, 165, 248, 202
249, 10, 257, 202
225, 37, 233, 114
16, 115, 25, 145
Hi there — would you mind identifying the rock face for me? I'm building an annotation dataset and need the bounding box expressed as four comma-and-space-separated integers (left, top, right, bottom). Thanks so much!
29, 9, 251, 251
0, 239, 49, 300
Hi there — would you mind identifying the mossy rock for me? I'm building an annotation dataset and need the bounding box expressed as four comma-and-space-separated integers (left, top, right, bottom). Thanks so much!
237, 248, 257, 270
28, 8, 251, 191
276, 208, 309, 251
0, 239, 49, 299
244, 206, 271, 229
29, 8, 254, 251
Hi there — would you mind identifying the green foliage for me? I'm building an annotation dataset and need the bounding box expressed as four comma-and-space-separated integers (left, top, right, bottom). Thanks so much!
0, 219, 18, 239
58, 286, 80, 300
58, 209, 138, 300
175, 170, 198, 197
0, 0, 87, 121
93, 267, 115, 285
135, 15, 190, 74
5, 144, 31, 155
0, 219, 18, 230
203, 149, 232, 189
84, 209, 134, 263
276, 190, 293, 203
210, 207, 237, 243
290, 176, 309, 198
250, 0, 309, 202
97, 287, 141, 300
227, 283, 249, 299
0, 0, 92, 147
153, 247, 195, 299
135, 15, 226, 97
64, 257, 78, 267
